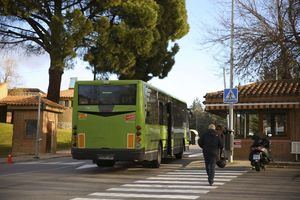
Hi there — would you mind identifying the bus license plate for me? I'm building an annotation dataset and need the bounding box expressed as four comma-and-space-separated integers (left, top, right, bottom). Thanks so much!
253, 154, 260, 160
98, 155, 114, 160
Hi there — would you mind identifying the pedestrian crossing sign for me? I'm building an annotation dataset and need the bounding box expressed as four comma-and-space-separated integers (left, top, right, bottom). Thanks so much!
223, 88, 238, 104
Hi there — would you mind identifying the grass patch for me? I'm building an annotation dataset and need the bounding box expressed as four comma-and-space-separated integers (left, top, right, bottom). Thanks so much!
57, 129, 72, 151
0, 123, 13, 157
0, 123, 71, 157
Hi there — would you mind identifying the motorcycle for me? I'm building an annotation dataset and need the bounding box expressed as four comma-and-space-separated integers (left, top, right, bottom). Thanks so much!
249, 134, 271, 171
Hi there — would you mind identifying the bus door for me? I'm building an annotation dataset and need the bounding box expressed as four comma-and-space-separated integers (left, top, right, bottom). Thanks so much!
167, 102, 172, 155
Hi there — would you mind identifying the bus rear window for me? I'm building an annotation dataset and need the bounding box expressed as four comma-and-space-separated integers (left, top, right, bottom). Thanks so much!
78, 85, 136, 105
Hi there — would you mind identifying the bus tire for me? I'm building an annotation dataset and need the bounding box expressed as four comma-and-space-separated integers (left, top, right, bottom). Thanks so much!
175, 140, 184, 159
151, 144, 162, 168
96, 160, 115, 167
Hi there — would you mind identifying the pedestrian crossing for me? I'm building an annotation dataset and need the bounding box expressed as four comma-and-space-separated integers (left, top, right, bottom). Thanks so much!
70, 169, 247, 200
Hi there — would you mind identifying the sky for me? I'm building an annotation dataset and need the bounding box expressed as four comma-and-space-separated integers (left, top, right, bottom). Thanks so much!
0, 0, 230, 107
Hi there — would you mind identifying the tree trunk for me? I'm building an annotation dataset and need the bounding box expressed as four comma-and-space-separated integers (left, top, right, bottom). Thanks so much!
47, 68, 63, 103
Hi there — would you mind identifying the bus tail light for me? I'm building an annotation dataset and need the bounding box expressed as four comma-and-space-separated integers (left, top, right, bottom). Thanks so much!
136, 125, 142, 148
127, 133, 134, 149
78, 133, 85, 148
72, 125, 77, 147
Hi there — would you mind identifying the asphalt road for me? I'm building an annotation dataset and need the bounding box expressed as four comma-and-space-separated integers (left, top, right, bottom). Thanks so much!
0, 146, 299, 200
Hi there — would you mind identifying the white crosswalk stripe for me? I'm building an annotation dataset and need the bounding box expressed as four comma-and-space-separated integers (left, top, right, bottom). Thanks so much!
70, 168, 247, 200
89, 192, 199, 199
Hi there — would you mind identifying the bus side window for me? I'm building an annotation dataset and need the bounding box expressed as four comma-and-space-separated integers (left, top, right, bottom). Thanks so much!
159, 102, 164, 125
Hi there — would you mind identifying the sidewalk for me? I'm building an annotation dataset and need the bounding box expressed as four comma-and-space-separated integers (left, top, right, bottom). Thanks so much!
0, 150, 71, 164
1, 149, 300, 168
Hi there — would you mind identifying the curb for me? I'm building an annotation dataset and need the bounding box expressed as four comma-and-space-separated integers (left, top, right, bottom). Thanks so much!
0, 152, 71, 164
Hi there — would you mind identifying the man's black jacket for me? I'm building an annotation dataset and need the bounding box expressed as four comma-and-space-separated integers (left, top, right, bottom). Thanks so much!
199, 129, 223, 159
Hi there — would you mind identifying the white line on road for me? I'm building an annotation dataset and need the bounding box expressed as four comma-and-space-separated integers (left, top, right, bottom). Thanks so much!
147, 177, 232, 182
187, 153, 203, 158
76, 164, 97, 170
122, 184, 218, 189
71, 198, 123, 200
158, 174, 237, 178
89, 192, 199, 199
60, 162, 85, 165
175, 170, 247, 173
167, 172, 243, 175
135, 180, 224, 185
107, 187, 209, 194
16, 161, 41, 164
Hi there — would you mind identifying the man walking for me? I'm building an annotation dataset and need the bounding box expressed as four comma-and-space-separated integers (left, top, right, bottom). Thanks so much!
199, 124, 223, 186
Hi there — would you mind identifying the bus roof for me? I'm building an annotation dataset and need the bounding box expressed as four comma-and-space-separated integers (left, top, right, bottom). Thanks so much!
75, 80, 187, 105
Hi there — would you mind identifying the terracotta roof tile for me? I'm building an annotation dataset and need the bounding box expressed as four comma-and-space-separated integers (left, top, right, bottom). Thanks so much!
8, 88, 45, 96
0, 95, 64, 109
205, 79, 300, 101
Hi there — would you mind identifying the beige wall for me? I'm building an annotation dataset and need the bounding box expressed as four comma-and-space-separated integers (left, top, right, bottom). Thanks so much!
12, 109, 58, 155
0, 83, 8, 99
58, 107, 72, 129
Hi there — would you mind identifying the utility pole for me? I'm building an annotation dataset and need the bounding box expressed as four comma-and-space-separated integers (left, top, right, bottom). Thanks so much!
228, 0, 235, 163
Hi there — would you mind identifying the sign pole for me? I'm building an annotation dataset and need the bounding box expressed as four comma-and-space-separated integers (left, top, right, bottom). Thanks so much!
228, 0, 235, 163
34, 94, 41, 159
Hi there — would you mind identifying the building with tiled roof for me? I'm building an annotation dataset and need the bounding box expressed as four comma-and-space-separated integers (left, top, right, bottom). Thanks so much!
204, 79, 300, 162
205, 79, 300, 113
0, 84, 64, 156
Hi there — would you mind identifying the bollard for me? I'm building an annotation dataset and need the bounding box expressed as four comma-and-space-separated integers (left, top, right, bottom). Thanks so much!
7, 154, 13, 164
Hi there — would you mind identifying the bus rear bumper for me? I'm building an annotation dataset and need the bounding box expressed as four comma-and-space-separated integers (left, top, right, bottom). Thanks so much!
71, 148, 145, 161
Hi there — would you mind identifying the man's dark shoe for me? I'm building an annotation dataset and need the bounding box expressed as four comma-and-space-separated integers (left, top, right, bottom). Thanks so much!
208, 179, 214, 186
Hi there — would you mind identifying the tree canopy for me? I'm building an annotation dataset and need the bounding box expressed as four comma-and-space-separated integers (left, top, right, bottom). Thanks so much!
0, 0, 93, 102
203, 0, 300, 81
84, 0, 189, 81
189, 98, 226, 135
0, 0, 189, 102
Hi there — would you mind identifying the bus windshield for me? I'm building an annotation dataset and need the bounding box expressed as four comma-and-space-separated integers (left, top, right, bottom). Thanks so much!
78, 84, 136, 105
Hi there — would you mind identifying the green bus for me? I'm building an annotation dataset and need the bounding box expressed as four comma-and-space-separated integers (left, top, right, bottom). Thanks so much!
71, 80, 190, 168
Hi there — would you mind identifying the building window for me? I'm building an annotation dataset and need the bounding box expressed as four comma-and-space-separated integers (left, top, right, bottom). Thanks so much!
25, 120, 37, 137
234, 112, 259, 139
263, 112, 286, 137
65, 100, 70, 107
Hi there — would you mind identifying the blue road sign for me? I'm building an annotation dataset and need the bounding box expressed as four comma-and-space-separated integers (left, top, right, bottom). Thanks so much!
224, 88, 238, 104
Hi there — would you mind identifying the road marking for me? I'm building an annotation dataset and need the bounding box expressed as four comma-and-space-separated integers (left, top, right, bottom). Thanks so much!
147, 177, 232, 182
59, 162, 85, 165
135, 180, 225, 185
175, 169, 247, 173
158, 174, 238, 178
71, 198, 123, 200
107, 187, 209, 194
69, 168, 247, 200
16, 161, 41, 164
187, 153, 203, 158
76, 164, 97, 170
16, 161, 85, 165
40, 161, 62, 164
123, 184, 218, 189
167, 172, 243, 175
71, 198, 122, 200
89, 192, 199, 199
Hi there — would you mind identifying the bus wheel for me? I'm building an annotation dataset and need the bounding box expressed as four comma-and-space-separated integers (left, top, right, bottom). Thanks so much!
96, 160, 115, 167
150, 144, 162, 168
175, 140, 184, 159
